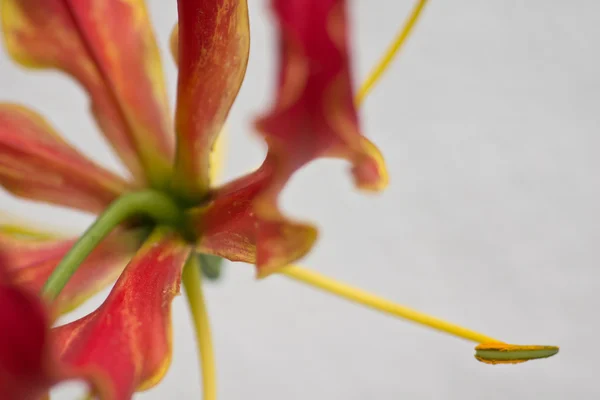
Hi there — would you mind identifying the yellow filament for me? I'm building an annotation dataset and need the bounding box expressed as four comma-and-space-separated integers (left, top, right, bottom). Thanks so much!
0, 224, 58, 240
356, 0, 429, 105
281, 0, 559, 363
281, 265, 503, 344
183, 258, 217, 400
346, 0, 500, 346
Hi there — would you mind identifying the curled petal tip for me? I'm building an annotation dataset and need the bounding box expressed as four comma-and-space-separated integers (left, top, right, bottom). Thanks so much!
474, 343, 560, 365
255, 223, 318, 278
257, 0, 388, 194
352, 138, 389, 192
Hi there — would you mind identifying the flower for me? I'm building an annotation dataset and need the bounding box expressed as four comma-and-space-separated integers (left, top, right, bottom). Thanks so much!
0, 0, 558, 399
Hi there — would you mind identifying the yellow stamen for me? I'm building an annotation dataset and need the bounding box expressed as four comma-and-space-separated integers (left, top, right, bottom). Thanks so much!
356, 0, 429, 105
183, 257, 217, 400
336, 0, 558, 365
281, 265, 501, 344
0, 224, 57, 240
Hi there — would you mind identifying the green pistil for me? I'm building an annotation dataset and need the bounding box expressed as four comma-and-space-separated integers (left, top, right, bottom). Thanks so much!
42, 190, 186, 301
198, 253, 225, 281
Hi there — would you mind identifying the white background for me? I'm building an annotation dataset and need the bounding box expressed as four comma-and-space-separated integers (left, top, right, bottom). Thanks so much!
1, 1, 597, 399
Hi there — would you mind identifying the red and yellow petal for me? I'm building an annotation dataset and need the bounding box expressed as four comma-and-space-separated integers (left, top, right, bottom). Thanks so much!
190, 164, 317, 277
193, 0, 387, 276
173, 0, 250, 199
255, 0, 388, 191
0, 104, 130, 213
52, 229, 191, 399
0, 219, 142, 315
256, 0, 387, 190
1, 0, 174, 185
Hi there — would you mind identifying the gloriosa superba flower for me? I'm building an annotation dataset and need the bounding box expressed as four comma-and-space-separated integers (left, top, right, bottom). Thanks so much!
0, 0, 558, 399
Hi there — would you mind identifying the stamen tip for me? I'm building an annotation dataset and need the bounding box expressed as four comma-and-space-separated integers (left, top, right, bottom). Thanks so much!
474, 343, 559, 365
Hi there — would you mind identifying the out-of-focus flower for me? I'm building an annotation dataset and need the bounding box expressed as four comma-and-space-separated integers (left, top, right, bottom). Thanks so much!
0, 0, 558, 399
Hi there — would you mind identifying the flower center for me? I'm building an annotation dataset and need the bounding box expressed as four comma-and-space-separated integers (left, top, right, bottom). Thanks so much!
42, 190, 197, 301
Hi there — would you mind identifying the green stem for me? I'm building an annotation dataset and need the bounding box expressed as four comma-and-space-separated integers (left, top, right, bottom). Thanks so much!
42, 190, 185, 301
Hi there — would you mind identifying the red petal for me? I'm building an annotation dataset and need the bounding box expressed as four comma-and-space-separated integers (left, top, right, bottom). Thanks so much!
255, 0, 388, 191
0, 258, 55, 400
2, 0, 174, 184
0, 104, 130, 213
191, 164, 317, 277
173, 0, 250, 199
193, 0, 386, 275
52, 229, 191, 399
0, 220, 141, 315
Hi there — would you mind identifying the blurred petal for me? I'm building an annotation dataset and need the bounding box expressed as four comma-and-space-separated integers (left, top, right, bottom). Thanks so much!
191, 164, 317, 277
169, 24, 178, 65
0, 256, 112, 399
173, 0, 249, 199
0, 219, 142, 315
0, 257, 62, 400
0, 273, 52, 399
255, 0, 388, 191
1, 0, 174, 184
53, 229, 191, 399
0, 104, 130, 213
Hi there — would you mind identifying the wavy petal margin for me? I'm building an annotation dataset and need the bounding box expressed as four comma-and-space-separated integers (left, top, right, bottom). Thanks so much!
173, 0, 250, 199
0, 219, 141, 315
0, 104, 130, 213
191, 164, 317, 277
1, 0, 174, 185
255, 0, 388, 191
52, 229, 191, 399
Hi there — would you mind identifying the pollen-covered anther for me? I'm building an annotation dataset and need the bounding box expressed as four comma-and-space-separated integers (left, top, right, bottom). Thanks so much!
474, 343, 560, 365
